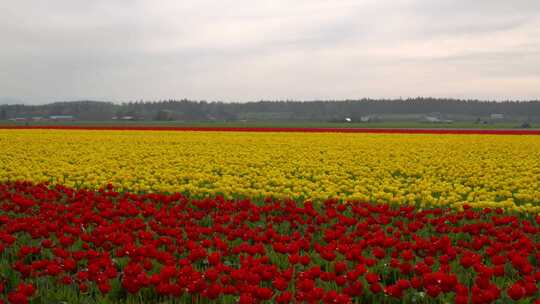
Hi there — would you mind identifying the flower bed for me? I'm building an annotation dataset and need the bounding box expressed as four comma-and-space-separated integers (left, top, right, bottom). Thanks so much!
1, 182, 540, 303
2, 130, 540, 212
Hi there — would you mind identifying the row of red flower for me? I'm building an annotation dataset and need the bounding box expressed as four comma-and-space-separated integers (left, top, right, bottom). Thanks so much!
2, 125, 540, 135
1, 181, 540, 303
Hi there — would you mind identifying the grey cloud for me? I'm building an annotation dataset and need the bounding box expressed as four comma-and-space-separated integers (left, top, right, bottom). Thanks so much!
0, 0, 539, 103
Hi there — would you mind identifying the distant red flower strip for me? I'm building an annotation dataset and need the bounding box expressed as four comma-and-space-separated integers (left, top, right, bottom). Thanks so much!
1, 125, 540, 135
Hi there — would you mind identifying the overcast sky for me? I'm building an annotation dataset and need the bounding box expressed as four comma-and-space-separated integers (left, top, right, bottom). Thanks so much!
1, 0, 539, 103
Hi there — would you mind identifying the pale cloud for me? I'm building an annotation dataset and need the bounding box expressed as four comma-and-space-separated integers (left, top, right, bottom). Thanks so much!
0, 0, 538, 103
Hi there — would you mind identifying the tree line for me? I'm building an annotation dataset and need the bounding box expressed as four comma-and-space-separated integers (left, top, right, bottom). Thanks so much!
1, 98, 539, 122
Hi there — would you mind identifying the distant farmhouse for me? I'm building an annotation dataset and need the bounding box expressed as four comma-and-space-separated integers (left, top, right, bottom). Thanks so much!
112, 116, 138, 121
49, 115, 75, 121
9, 117, 28, 122
360, 115, 374, 122
423, 115, 453, 123
9, 115, 76, 122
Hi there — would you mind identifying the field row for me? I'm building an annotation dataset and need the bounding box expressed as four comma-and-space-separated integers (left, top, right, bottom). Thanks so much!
1, 181, 540, 303
2, 125, 540, 135
1, 130, 540, 212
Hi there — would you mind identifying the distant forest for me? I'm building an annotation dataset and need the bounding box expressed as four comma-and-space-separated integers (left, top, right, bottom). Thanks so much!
1, 98, 540, 122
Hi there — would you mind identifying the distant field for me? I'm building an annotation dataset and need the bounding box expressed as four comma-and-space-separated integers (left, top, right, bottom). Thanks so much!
0, 120, 535, 129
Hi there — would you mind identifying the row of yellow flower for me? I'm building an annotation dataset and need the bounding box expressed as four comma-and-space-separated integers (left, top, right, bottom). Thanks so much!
1, 129, 540, 212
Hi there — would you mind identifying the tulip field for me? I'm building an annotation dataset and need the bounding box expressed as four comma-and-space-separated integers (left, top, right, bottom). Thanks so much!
1, 127, 540, 303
